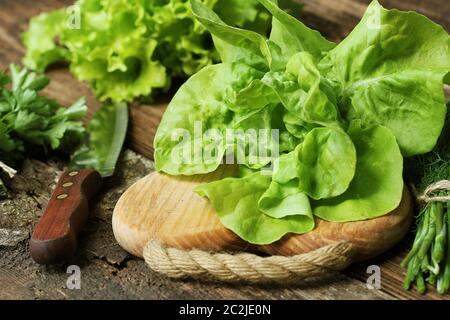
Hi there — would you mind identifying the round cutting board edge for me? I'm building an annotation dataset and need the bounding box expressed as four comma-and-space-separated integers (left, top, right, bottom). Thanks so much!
112, 170, 413, 261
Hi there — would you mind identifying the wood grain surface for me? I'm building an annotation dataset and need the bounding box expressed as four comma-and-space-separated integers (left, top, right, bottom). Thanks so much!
113, 165, 251, 258
1, 0, 449, 300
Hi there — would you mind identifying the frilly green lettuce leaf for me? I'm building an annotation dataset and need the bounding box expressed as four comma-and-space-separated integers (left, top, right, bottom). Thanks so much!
320, 0, 450, 156
70, 102, 128, 177
191, 0, 272, 69
258, 0, 335, 65
23, 0, 284, 102
195, 172, 315, 245
72, 40, 167, 102
259, 127, 356, 219
262, 53, 342, 128
296, 127, 356, 199
22, 10, 71, 72
154, 63, 234, 175
313, 122, 404, 221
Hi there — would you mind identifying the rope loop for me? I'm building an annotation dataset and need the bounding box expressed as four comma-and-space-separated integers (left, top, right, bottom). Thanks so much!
143, 240, 355, 284
417, 180, 450, 204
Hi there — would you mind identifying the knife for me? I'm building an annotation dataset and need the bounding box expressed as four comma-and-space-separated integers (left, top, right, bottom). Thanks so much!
30, 102, 128, 264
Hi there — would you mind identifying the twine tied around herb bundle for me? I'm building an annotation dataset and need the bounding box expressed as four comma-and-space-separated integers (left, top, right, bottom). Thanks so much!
416, 180, 450, 204
143, 240, 355, 284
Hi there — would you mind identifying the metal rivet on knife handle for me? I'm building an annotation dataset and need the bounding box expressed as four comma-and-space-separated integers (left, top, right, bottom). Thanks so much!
68, 171, 79, 176
56, 194, 68, 200
62, 182, 74, 188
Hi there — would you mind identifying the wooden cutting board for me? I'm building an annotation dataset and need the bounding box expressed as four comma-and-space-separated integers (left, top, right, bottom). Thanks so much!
113, 165, 413, 261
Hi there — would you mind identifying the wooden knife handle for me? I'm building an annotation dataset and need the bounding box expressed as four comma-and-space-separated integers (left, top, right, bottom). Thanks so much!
30, 169, 103, 264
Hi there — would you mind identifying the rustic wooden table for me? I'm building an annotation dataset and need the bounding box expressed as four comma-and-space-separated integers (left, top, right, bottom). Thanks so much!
0, 0, 449, 300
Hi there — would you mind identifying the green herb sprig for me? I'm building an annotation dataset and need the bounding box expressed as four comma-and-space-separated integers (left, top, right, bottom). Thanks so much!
0, 64, 87, 196
402, 103, 450, 294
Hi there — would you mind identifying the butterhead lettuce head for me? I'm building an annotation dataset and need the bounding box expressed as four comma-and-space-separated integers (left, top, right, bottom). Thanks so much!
154, 0, 450, 244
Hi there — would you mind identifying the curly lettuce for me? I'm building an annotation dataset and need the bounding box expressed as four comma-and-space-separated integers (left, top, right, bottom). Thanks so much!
22, 0, 302, 103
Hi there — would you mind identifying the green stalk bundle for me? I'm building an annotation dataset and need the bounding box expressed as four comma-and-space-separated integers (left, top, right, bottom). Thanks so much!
402, 103, 450, 294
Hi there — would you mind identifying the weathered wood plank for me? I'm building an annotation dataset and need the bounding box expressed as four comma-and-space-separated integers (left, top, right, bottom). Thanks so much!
345, 237, 450, 300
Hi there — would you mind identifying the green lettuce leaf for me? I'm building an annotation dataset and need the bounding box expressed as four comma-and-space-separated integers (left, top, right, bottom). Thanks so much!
66, 0, 168, 102
154, 63, 235, 175
282, 110, 317, 140
22, 10, 71, 72
191, 0, 272, 69
259, 127, 356, 219
23, 0, 288, 102
313, 122, 404, 221
262, 52, 342, 128
259, 0, 335, 65
320, 0, 450, 156
154, 61, 281, 175
296, 127, 356, 199
227, 79, 278, 114
195, 172, 314, 245
213, 0, 266, 31
259, 180, 311, 219
71, 102, 128, 176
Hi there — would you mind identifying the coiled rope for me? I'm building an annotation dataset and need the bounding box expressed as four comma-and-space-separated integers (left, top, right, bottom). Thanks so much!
143, 240, 355, 284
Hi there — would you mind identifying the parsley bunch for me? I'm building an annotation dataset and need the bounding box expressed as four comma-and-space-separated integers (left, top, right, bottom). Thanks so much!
0, 65, 87, 196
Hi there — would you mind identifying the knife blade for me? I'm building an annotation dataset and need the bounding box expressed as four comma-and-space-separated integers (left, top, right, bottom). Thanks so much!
30, 102, 128, 264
